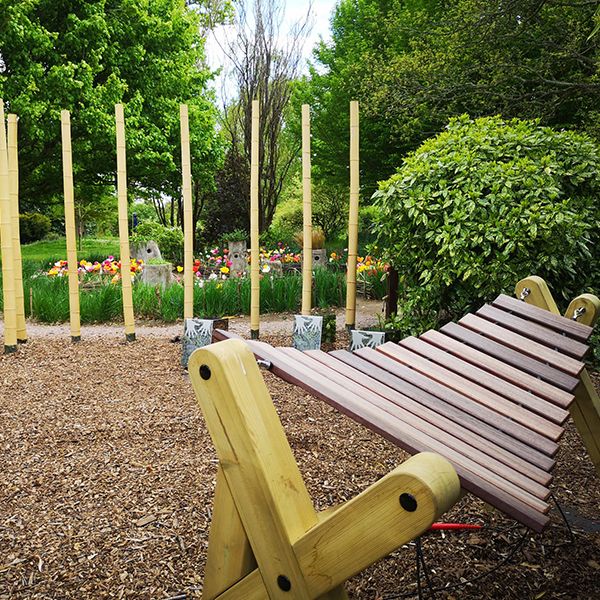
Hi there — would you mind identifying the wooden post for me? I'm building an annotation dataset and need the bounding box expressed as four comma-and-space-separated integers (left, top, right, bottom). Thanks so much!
188, 339, 460, 599
181, 104, 194, 320
0, 100, 17, 353
7, 114, 26, 343
516, 276, 600, 475
565, 293, 600, 325
61, 110, 81, 342
115, 104, 136, 341
385, 266, 399, 320
250, 99, 260, 339
345, 101, 359, 330
301, 104, 312, 316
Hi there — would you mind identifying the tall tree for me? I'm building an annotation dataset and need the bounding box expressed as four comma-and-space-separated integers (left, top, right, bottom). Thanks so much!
298, 0, 600, 196
217, 0, 312, 233
0, 0, 228, 235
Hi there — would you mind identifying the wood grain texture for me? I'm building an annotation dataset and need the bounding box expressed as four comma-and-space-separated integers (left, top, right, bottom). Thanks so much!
243, 342, 550, 531
459, 313, 584, 376
420, 329, 573, 409
190, 340, 461, 597
375, 342, 564, 443
477, 303, 589, 360
286, 348, 549, 497
266, 346, 550, 511
441, 322, 580, 392
400, 336, 568, 425
308, 349, 552, 486
203, 466, 256, 599
189, 340, 316, 599
493, 293, 592, 342
331, 348, 555, 471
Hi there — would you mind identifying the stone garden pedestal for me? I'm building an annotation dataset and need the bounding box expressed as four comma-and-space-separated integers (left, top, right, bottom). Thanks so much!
140, 263, 173, 288
228, 240, 248, 276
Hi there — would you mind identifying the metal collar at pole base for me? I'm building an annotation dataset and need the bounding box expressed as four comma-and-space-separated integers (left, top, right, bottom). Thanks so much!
17, 338, 27, 344
4, 345, 17, 354
125, 333, 136, 342
71, 336, 81, 343
346, 324, 355, 333
250, 329, 259, 340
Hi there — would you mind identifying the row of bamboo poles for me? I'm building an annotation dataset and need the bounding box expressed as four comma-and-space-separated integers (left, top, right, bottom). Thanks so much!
0, 98, 361, 352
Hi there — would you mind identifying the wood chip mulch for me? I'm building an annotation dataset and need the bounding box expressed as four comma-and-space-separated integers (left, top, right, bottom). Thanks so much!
1, 333, 599, 599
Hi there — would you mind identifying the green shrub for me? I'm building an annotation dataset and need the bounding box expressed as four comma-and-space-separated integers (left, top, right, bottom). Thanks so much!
20, 213, 52, 243
130, 222, 184, 263
268, 194, 304, 245
372, 115, 600, 333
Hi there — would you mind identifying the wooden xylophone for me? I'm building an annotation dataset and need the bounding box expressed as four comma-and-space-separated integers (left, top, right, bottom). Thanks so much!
214, 293, 596, 533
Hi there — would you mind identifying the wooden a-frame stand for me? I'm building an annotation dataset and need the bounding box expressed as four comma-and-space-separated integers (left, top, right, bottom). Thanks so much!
189, 339, 460, 599
517, 276, 600, 475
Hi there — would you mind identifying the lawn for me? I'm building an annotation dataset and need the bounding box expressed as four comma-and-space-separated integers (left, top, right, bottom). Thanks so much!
19, 237, 121, 264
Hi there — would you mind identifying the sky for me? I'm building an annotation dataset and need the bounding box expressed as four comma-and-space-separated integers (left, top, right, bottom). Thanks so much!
205, 0, 338, 101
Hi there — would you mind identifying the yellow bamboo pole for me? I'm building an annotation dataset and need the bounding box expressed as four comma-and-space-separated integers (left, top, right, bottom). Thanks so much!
180, 104, 194, 320
7, 114, 26, 343
345, 100, 360, 330
0, 100, 17, 353
115, 104, 136, 341
250, 99, 260, 339
60, 110, 81, 342
301, 104, 312, 315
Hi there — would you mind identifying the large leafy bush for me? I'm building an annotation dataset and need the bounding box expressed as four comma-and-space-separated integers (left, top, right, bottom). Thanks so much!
372, 115, 600, 334
20, 212, 52, 243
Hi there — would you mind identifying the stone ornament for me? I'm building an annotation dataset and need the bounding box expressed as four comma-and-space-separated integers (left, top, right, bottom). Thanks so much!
350, 329, 385, 351
292, 315, 323, 351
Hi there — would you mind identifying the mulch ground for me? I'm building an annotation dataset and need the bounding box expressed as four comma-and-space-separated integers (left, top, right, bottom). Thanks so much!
1, 333, 599, 599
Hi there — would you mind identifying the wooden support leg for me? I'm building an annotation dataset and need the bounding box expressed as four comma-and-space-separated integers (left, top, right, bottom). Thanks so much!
572, 372, 600, 474
516, 277, 600, 476
203, 466, 256, 600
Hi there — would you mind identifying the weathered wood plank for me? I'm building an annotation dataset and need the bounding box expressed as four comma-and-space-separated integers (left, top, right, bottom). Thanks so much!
492, 293, 592, 342
441, 322, 580, 392
420, 330, 574, 409
400, 335, 569, 424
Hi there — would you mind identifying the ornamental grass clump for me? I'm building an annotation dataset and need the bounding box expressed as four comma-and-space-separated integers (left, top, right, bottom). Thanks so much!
372, 115, 600, 333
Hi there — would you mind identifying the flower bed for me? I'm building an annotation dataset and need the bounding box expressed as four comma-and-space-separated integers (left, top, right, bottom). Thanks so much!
46, 256, 144, 283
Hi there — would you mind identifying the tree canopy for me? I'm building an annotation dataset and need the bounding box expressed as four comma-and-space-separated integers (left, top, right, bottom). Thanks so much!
297, 0, 600, 197
0, 0, 227, 230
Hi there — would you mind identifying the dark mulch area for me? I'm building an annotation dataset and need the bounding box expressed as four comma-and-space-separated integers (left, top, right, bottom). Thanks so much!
1, 334, 599, 599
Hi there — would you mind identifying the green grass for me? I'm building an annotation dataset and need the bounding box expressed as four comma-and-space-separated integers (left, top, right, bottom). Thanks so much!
1, 257, 384, 323
19, 237, 120, 263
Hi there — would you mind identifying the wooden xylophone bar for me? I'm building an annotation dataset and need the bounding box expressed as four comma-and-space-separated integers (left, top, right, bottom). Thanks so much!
213, 293, 595, 533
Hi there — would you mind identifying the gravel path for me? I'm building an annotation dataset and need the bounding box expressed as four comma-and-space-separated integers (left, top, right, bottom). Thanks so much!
0, 299, 384, 340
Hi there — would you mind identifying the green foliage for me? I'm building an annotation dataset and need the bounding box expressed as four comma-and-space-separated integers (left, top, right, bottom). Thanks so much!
0, 0, 224, 218
268, 174, 348, 245
20, 237, 120, 263
297, 0, 600, 195
221, 228, 248, 243
372, 115, 600, 331
3, 268, 381, 323
19, 213, 52, 243
199, 149, 249, 246
269, 190, 304, 244
131, 222, 184, 263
